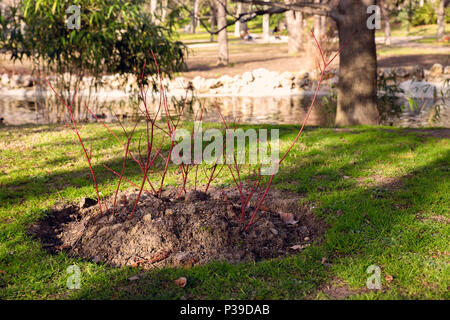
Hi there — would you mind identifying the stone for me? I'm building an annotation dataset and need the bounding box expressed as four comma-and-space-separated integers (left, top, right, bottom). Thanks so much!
252, 68, 271, 78
394, 67, 410, 78
280, 71, 295, 81
296, 78, 311, 88
143, 214, 152, 222
329, 76, 339, 86
429, 63, 443, 78
412, 65, 424, 81
1, 74, 9, 86
444, 66, 450, 75
296, 71, 309, 80
242, 71, 254, 83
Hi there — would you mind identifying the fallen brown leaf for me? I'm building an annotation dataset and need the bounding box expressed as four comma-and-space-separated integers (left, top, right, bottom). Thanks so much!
290, 244, 310, 251
385, 275, 393, 283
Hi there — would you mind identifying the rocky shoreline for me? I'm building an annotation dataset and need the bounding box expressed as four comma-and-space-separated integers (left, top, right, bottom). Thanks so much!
0, 63, 448, 100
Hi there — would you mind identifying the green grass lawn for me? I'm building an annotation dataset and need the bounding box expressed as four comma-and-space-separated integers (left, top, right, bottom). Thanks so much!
0, 123, 449, 299
375, 23, 450, 38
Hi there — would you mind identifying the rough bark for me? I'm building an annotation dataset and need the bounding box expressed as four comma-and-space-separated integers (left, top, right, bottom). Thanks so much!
216, 0, 229, 65
333, 0, 379, 125
285, 0, 303, 54
380, 0, 391, 45
436, 0, 445, 41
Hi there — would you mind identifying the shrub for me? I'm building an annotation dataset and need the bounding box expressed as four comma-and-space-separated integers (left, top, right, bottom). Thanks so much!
0, 0, 186, 97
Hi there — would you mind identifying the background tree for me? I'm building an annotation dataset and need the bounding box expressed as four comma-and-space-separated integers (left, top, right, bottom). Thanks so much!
217, 0, 229, 65
0, 0, 186, 107
235, 0, 379, 125
379, 0, 391, 45
285, 0, 303, 54
435, 0, 448, 40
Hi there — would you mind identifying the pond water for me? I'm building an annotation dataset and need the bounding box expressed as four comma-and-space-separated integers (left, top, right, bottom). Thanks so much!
0, 93, 448, 128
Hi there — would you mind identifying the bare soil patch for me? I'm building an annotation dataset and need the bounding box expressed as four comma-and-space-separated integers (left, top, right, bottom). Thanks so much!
28, 187, 325, 269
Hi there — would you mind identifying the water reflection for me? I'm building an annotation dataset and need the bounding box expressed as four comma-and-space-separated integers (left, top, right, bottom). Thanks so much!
0, 94, 448, 128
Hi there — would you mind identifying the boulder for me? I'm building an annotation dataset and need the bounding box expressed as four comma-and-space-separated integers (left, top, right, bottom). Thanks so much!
412, 65, 424, 81
252, 68, 271, 78
242, 71, 254, 83
429, 63, 443, 78
1, 74, 9, 86
394, 67, 410, 78
444, 66, 450, 75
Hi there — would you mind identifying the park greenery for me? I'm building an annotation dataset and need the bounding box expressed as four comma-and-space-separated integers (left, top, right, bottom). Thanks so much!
0, 0, 186, 87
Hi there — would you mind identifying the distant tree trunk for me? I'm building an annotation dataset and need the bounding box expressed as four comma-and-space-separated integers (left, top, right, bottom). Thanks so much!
263, 13, 271, 42
235, 2, 243, 37
210, 1, 217, 42
216, 0, 229, 65
333, 0, 379, 125
150, 0, 158, 23
191, 0, 201, 34
314, 0, 321, 38
380, 0, 391, 45
436, 0, 445, 40
320, 15, 327, 37
285, 2, 303, 54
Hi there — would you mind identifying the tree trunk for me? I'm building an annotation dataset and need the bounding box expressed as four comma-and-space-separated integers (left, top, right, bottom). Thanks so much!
320, 15, 327, 37
285, 2, 303, 54
380, 0, 391, 45
314, 0, 321, 38
191, 0, 201, 34
235, 2, 242, 37
210, 1, 217, 42
216, 0, 229, 65
333, 0, 379, 126
436, 0, 445, 41
263, 13, 270, 43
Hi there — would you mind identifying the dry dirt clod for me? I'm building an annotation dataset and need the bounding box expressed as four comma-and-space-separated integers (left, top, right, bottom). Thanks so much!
79, 197, 97, 209
143, 214, 152, 222
185, 190, 208, 202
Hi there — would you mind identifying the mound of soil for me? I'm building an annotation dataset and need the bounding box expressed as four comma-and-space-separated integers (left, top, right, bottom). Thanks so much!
29, 187, 325, 269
